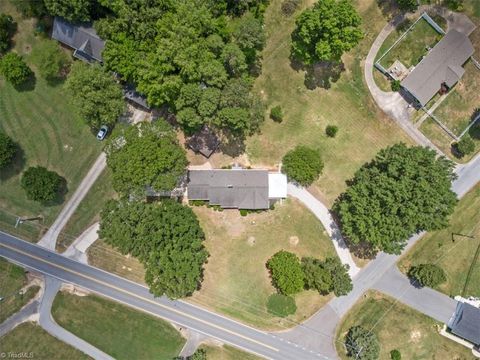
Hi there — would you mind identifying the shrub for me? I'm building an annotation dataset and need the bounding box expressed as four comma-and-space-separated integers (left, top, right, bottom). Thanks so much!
282, 146, 324, 186
266, 251, 304, 295
302, 257, 332, 294
266, 293, 297, 317
454, 136, 475, 157
326, 125, 338, 138
270, 105, 283, 122
390, 349, 401, 360
240, 209, 248, 216
0, 52, 32, 86
391, 80, 401, 92
408, 263, 446, 288
0, 131, 16, 168
281, 0, 301, 16
188, 349, 207, 360
21, 166, 63, 202
397, 0, 418, 12
0, 13, 16, 54
345, 326, 380, 360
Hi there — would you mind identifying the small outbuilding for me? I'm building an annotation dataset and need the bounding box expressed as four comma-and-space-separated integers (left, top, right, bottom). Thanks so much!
448, 301, 480, 346
123, 84, 150, 110
186, 126, 220, 158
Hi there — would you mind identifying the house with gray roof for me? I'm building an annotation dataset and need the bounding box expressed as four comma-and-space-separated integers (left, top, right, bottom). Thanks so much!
187, 169, 287, 210
401, 30, 474, 107
448, 301, 480, 347
51, 17, 105, 63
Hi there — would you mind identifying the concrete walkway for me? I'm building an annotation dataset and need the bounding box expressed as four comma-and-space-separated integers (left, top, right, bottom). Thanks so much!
63, 222, 99, 264
38, 153, 106, 250
39, 277, 114, 360
178, 330, 208, 358
287, 183, 360, 277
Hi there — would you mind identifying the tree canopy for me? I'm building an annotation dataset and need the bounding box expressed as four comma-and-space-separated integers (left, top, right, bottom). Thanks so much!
99, 199, 208, 299
65, 62, 125, 130
0, 52, 32, 86
303, 256, 352, 296
397, 0, 418, 12
454, 136, 475, 158
44, 0, 91, 22
266, 251, 304, 295
105, 121, 188, 195
408, 263, 446, 288
0, 13, 16, 54
345, 326, 380, 360
96, 0, 266, 136
21, 166, 63, 202
291, 0, 363, 64
282, 145, 324, 186
0, 131, 16, 168
31, 39, 70, 81
334, 144, 458, 254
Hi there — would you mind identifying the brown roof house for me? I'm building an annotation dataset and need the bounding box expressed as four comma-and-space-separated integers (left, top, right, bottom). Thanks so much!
187, 169, 287, 210
401, 30, 474, 106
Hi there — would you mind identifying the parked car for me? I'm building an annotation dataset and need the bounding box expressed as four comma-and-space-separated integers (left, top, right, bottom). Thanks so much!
96, 125, 108, 141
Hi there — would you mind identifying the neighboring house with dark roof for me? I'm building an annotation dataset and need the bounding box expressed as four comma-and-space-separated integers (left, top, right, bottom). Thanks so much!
401, 30, 474, 106
52, 17, 105, 63
187, 169, 287, 210
448, 302, 480, 346
124, 84, 150, 110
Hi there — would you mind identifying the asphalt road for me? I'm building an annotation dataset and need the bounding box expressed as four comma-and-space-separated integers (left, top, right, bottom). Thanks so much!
0, 231, 329, 360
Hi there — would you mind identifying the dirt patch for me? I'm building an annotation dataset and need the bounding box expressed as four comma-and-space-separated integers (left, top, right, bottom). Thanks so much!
289, 236, 299, 246
247, 236, 256, 246
410, 329, 422, 343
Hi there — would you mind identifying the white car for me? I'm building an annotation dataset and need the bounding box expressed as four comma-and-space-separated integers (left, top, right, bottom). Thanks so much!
96, 125, 108, 141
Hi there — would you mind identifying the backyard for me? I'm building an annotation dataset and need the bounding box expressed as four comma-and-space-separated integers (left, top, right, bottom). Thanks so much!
0, 322, 89, 360
399, 183, 480, 298
246, 0, 413, 206
0, 258, 39, 324
335, 291, 472, 359
0, 3, 103, 241
51, 292, 185, 360
189, 199, 337, 330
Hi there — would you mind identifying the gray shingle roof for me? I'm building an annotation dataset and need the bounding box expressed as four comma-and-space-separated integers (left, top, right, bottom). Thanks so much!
401, 30, 474, 106
188, 169, 269, 209
449, 302, 480, 346
123, 84, 150, 110
52, 17, 105, 62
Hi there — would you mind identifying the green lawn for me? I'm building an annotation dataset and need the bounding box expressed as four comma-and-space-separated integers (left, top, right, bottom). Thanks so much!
56, 169, 115, 252
399, 183, 480, 298
335, 291, 473, 359
0, 3, 103, 241
189, 199, 337, 330
0, 322, 90, 360
246, 0, 413, 206
0, 258, 39, 323
51, 292, 185, 360
378, 18, 442, 70
199, 344, 262, 360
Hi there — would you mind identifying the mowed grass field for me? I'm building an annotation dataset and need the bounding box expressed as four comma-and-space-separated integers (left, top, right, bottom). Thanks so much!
189, 199, 337, 330
399, 184, 480, 298
51, 292, 185, 360
0, 322, 90, 360
335, 291, 472, 359
0, 3, 102, 239
246, 0, 413, 205
0, 258, 39, 323
199, 344, 262, 360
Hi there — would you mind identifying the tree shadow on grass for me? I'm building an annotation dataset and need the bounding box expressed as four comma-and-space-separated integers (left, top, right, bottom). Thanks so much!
219, 131, 246, 158
290, 57, 345, 90
0, 144, 26, 182
376, 0, 402, 20
14, 73, 36, 92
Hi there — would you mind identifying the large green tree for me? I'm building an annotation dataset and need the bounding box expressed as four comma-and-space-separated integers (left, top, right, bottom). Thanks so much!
0, 13, 16, 54
334, 144, 458, 254
282, 146, 324, 186
302, 257, 332, 295
345, 326, 380, 360
21, 166, 63, 202
44, 0, 91, 22
408, 263, 446, 288
291, 0, 363, 64
31, 39, 70, 81
105, 121, 188, 195
99, 199, 208, 298
266, 251, 304, 295
65, 62, 125, 130
0, 131, 16, 168
0, 52, 32, 86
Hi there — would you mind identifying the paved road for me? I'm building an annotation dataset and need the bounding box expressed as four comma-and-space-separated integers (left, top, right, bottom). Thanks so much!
0, 300, 39, 337
0, 231, 329, 360
373, 267, 457, 324
38, 153, 106, 250
453, 152, 480, 198
287, 184, 360, 277
38, 276, 113, 360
